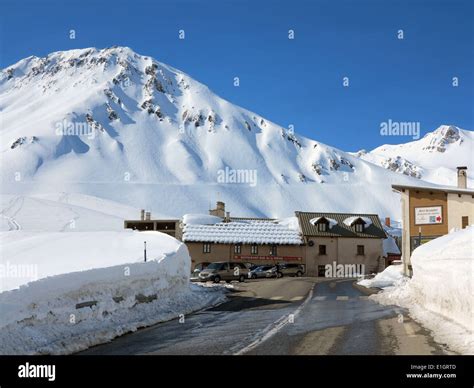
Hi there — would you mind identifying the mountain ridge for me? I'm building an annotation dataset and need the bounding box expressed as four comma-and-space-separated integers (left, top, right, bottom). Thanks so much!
1, 46, 472, 219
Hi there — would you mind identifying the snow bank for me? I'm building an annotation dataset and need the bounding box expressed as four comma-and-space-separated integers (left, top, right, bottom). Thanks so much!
358, 264, 404, 288
0, 230, 227, 354
0, 230, 185, 292
373, 227, 474, 354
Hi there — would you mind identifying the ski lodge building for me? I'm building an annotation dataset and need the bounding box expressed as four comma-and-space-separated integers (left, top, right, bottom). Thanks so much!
125, 201, 397, 276
392, 166, 474, 276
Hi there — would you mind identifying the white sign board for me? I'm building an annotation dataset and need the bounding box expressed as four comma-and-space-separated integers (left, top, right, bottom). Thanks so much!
415, 206, 442, 225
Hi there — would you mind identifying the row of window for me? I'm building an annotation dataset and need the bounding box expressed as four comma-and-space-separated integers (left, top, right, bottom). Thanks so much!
203, 243, 365, 256
318, 244, 365, 255
317, 222, 364, 232
203, 243, 277, 255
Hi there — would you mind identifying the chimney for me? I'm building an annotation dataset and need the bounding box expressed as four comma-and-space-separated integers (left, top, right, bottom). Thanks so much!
209, 201, 226, 218
385, 217, 391, 227
457, 167, 467, 189
225, 211, 231, 222
145, 211, 151, 220
140, 209, 145, 221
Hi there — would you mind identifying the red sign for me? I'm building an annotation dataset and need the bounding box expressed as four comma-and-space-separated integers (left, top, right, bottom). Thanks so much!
234, 255, 302, 261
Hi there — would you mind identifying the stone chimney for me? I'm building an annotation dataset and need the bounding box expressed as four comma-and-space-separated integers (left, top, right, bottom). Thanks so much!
457, 166, 467, 189
225, 211, 231, 222
140, 209, 145, 221
385, 217, 391, 227
209, 201, 225, 218
145, 211, 151, 220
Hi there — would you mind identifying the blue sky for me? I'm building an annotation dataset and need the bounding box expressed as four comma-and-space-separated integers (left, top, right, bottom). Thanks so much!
1, 0, 473, 151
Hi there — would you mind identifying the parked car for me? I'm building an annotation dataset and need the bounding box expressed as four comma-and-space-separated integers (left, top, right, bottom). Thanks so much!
190, 262, 210, 282
276, 263, 305, 278
248, 264, 261, 272
198, 262, 249, 283
249, 265, 278, 279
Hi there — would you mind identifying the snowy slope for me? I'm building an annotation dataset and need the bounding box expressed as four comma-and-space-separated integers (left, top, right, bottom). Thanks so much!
354, 125, 474, 187
0, 193, 140, 232
0, 46, 430, 220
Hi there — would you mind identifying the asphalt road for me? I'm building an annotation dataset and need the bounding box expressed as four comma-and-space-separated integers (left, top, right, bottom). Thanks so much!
80, 277, 449, 355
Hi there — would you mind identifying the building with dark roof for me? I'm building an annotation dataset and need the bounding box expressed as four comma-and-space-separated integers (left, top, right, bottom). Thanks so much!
295, 212, 387, 276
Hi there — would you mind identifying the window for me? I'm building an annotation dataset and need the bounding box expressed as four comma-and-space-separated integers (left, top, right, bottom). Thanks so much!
203, 243, 211, 253
318, 265, 326, 277
318, 222, 327, 232
462, 216, 469, 229
270, 245, 277, 256
318, 245, 326, 255
354, 223, 364, 233
234, 244, 241, 254
251, 244, 258, 255
357, 245, 365, 255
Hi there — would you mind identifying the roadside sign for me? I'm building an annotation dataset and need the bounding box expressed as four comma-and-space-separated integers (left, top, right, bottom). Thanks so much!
414, 206, 442, 225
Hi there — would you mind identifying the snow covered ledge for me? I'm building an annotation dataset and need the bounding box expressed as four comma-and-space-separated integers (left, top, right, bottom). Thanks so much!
0, 230, 227, 354
372, 227, 474, 354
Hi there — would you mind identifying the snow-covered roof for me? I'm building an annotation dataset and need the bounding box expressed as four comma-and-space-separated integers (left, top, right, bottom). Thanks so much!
309, 216, 337, 229
343, 216, 373, 227
383, 236, 401, 256
182, 215, 303, 244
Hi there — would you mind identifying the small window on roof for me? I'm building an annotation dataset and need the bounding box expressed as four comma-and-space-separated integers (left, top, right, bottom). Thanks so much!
318, 222, 327, 232
355, 223, 364, 233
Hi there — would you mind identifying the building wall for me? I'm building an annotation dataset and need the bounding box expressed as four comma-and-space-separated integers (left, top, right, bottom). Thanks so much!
186, 242, 305, 270
447, 193, 474, 230
398, 188, 473, 276
304, 237, 383, 276
408, 190, 448, 237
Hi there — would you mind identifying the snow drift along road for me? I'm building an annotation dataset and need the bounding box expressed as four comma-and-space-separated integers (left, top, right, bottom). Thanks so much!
0, 230, 227, 354
374, 227, 474, 354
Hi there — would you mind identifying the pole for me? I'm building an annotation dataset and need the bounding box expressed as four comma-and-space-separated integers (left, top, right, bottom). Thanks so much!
144, 241, 147, 262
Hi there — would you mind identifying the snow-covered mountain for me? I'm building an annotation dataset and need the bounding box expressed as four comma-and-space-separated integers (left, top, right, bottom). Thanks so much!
0, 47, 469, 219
354, 125, 474, 187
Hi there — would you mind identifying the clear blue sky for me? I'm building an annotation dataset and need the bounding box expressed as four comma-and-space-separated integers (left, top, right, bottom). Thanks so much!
1, 0, 472, 151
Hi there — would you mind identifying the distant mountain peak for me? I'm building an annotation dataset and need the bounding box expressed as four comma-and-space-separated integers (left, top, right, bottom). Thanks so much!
421, 125, 462, 153
356, 125, 472, 187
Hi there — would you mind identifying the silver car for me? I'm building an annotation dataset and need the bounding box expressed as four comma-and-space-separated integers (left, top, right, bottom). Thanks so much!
249, 265, 277, 279
198, 262, 248, 283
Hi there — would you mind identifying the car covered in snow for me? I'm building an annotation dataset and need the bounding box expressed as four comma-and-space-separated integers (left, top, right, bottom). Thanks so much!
198, 261, 248, 283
